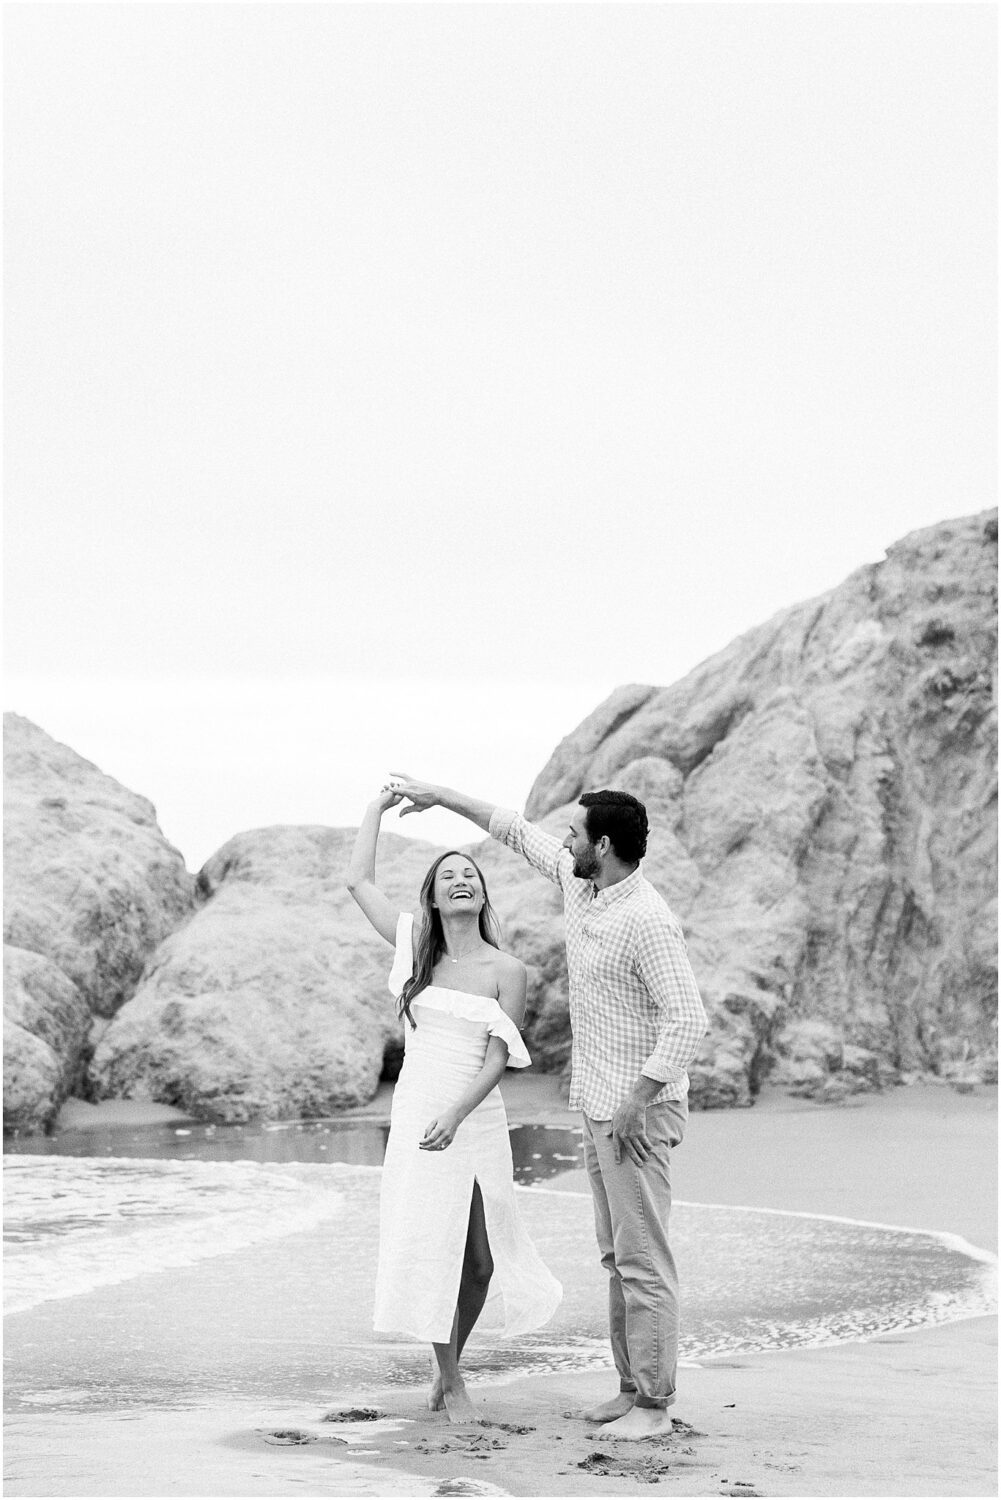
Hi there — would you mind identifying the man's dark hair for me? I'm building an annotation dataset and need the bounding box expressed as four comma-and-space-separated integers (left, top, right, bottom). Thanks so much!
579, 790, 648, 864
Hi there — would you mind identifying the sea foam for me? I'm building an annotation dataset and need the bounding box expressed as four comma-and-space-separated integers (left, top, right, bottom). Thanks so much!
3, 1156, 346, 1315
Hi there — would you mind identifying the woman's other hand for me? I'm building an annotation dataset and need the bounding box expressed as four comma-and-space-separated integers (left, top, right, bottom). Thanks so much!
420, 1108, 462, 1151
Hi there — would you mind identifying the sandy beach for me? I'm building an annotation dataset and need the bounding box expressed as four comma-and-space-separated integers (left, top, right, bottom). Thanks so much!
4, 1081, 996, 1499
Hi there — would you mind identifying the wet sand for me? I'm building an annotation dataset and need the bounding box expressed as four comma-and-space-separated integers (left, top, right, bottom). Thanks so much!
4, 1082, 997, 1498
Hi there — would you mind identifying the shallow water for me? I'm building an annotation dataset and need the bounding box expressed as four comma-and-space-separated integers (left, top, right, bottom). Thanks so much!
3, 1122, 583, 1323
6, 1110, 997, 1420
4, 1118, 584, 1184
4, 1133, 996, 1406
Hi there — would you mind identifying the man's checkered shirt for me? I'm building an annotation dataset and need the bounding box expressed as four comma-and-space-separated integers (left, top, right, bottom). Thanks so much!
489, 808, 708, 1119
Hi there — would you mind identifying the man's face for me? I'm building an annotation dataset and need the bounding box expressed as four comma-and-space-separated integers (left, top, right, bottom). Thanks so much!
563, 807, 601, 880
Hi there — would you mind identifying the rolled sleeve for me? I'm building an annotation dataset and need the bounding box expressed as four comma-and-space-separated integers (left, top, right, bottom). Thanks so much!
488, 807, 569, 888
635, 915, 708, 1084
639, 1062, 690, 1099
487, 806, 518, 842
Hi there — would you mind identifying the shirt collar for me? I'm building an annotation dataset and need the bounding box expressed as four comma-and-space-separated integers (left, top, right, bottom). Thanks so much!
590, 866, 643, 905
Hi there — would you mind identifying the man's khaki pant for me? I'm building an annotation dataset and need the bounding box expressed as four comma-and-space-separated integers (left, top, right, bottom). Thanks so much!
582, 1100, 688, 1408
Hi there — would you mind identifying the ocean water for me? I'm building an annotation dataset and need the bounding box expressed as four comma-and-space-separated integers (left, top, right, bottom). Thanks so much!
2, 1121, 580, 1322
3, 1156, 349, 1316
4, 1122, 997, 1410
4, 1117, 581, 1183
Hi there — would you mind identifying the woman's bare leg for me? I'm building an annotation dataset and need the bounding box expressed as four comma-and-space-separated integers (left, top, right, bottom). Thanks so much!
456, 1181, 494, 1358
429, 1182, 493, 1421
428, 1303, 460, 1411
431, 1308, 471, 1421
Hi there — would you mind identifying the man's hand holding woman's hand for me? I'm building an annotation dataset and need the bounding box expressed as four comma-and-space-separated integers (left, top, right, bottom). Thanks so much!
387, 774, 443, 818
374, 783, 404, 813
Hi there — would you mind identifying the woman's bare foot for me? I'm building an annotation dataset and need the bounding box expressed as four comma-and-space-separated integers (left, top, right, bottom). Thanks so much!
442, 1379, 477, 1424
601, 1405, 673, 1440
585, 1392, 635, 1423
427, 1371, 446, 1412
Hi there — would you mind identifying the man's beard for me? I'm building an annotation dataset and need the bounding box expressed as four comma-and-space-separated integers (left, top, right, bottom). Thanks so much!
572, 846, 600, 880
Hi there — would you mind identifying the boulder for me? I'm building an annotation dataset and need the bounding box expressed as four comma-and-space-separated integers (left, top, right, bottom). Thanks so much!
480, 510, 997, 1104
3, 714, 195, 1015
90, 825, 444, 1123
3, 714, 196, 1131
3, 945, 92, 1132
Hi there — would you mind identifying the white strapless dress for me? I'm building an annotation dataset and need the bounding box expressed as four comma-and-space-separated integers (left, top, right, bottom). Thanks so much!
374, 913, 563, 1344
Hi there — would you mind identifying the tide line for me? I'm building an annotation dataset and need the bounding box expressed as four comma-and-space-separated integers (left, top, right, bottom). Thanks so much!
519, 1182, 999, 1268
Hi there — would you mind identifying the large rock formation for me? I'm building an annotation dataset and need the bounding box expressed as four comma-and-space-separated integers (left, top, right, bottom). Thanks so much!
483, 509, 997, 1105
4, 715, 195, 1014
3, 946, 92, 1132
3, 715, 196, 1128
89, 826, 439, 1123
5, 510, 995, 1128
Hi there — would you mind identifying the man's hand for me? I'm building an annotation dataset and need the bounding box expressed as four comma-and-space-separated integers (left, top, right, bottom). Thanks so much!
389, 773, 445, 818
385, 776, 498, 834
610, 1096, 652, 1166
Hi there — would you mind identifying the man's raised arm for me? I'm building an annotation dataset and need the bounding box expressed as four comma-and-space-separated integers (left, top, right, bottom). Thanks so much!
389, 774, 569, 888
389, 775, 497, 833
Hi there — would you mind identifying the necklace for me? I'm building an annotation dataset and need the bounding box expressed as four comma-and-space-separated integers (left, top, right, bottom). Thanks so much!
445, 949, 478, 964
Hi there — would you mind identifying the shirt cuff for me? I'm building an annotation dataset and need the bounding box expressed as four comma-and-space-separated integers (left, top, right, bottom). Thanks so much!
641, 1062, 686, 1095
488, 806, 518, 842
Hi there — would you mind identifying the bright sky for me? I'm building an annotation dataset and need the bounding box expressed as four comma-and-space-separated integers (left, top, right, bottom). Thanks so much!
4, 4, 996, 868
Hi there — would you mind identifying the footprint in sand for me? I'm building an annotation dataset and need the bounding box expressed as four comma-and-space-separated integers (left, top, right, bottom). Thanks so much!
578, 1449, 681, 1483
321, 1406, 382, 1422
433, 1481, 507, 1497
261, 1424, 375, 1447
417, 1432, 507, 1456
260, 1414, 413, 1451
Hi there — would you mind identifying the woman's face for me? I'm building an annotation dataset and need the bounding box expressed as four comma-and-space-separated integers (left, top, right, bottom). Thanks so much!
431, 854, 486, 916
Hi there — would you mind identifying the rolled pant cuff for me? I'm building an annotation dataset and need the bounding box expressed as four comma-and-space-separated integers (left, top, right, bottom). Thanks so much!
619, 1383, 676, 1410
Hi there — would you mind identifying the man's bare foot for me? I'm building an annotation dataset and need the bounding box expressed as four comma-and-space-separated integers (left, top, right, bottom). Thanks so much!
585, 1392, 635, 1423
601, 1405, 673, 1441
427, 1371, 445, 1412
442, 1380, 477, 1424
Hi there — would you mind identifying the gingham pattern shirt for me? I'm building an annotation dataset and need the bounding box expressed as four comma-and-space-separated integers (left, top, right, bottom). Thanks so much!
489, 808, 708, 1119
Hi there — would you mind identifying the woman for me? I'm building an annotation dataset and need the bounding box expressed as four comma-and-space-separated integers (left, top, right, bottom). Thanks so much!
346, 785, 562, 1421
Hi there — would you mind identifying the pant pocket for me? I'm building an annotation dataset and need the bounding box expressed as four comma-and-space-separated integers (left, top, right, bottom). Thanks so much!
646, 1101, 687, 1150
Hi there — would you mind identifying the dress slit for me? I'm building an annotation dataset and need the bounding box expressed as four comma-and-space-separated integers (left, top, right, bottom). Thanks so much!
464, 1178, 492, 1273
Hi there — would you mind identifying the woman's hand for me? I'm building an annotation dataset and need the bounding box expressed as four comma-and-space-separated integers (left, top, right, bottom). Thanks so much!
374, 783, 404, 814
419, 1108, 462, 1151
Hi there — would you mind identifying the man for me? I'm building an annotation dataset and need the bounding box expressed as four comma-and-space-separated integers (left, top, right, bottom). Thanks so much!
389, 775, 708, 1439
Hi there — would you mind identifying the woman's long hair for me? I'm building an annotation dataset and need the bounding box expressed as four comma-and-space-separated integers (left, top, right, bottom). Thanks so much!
399, 850, 502, 1029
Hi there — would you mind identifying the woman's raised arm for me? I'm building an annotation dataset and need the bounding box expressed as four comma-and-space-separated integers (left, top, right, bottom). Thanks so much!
346, 790, 404, 944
